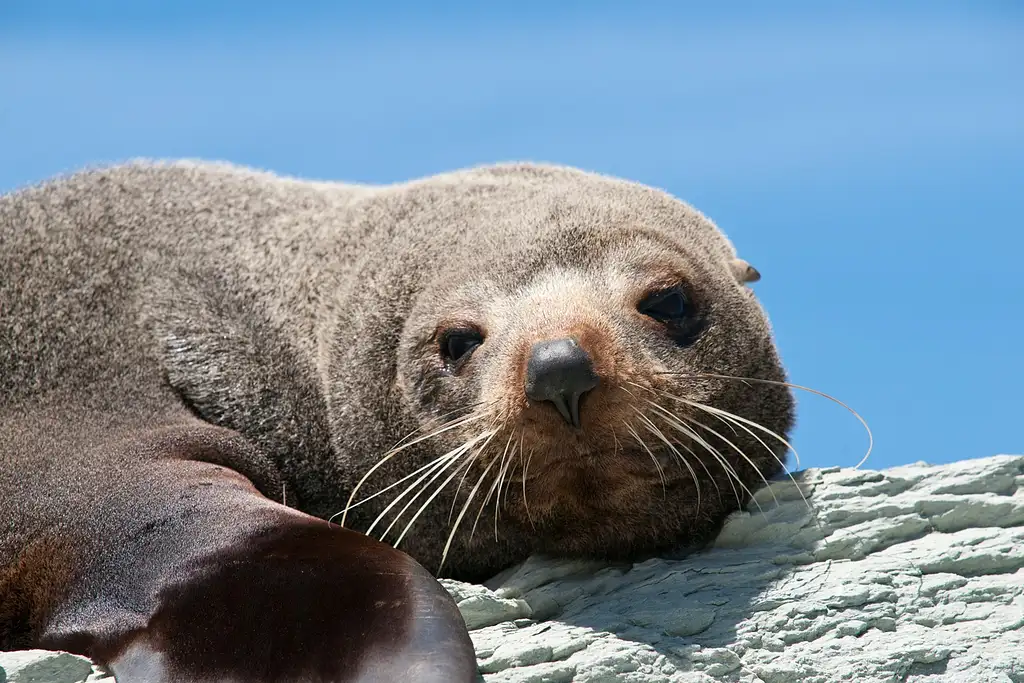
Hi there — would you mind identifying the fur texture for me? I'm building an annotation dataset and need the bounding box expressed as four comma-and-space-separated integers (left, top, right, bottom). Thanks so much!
1, 161, 794, 591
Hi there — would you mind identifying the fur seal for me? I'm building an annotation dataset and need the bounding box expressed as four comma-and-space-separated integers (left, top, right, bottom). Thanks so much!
0, 161, 794, 681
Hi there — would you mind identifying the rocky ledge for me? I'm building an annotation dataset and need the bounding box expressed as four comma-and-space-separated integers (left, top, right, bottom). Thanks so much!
3, 454, 1023, 683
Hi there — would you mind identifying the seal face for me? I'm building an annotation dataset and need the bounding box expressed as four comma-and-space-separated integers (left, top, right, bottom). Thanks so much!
331, 165, 796, 579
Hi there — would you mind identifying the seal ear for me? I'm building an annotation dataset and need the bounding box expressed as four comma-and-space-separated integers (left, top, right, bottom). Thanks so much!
729, 259, 761, 285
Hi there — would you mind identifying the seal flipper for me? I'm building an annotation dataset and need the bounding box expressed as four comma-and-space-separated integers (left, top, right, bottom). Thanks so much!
101, 505, 479, 683
0, 401, 478, 683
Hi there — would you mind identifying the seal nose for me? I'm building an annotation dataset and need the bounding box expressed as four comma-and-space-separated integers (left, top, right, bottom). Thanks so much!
524, 337, 599, 428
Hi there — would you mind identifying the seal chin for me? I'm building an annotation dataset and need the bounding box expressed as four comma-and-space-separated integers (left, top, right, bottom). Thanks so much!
505, 450, 667, 515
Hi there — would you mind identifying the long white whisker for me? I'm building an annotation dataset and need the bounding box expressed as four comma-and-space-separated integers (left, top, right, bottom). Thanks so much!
630, 380, 798, 473
363, 453, 457, 536
649, 402, 751, 509
620, 388, 668, 495
624, 383, 723, 500
653, 402, 779, 509
371, 435, 486, 541
633, 410, 706, 509
438, 431, 505, 573
494, 434, 520, 539
392, 429, 500, 550
678, 397, 812, 511
447, 428, 497, 524
340, 411, 489, 527
337, 448, 467, 525
625, 422, 667, 497
521, 441, 536, 529
672, 434, 724, 501
476, 432, 517, 541
377, 452, 474, 544
501, 434, 521, 510
387, 401, 489, 451
656, 371, 873, 469
669, 396, 802, 474
627, 381, 783, 509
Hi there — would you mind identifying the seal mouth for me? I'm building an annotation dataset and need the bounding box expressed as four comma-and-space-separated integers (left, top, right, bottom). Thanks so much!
501, 442, 692, 499
437, 369, 730, 507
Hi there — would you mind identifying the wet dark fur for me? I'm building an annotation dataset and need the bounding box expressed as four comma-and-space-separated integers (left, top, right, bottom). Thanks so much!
1, 162, 794, 593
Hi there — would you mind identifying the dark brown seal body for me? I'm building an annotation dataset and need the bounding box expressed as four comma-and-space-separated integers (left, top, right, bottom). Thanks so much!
0, 161, 794, 680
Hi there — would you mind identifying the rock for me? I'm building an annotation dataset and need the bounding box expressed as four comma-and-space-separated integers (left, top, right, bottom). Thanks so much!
462, 454, 1024, 682
3, 454, 1022, 682
442, 579, 534, 629
0, 650, 98, 683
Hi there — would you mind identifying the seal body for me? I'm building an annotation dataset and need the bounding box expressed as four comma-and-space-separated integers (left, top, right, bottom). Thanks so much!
0, 162, 794, 678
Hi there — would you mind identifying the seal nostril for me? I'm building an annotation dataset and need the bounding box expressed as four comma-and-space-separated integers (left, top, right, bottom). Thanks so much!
524, 337, 600, 428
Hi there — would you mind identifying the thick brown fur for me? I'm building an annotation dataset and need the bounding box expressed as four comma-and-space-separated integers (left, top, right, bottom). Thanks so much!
1, 162, 793, 676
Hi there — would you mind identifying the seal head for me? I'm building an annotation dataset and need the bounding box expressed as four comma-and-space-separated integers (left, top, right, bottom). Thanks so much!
328, 164, 795, 580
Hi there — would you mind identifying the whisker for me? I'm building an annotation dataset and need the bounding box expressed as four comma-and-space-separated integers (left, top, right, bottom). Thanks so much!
447, 427, 498, 524
437, 429, 505, 573
630, 379, 802, 473
630, 379, 796, 508
657, 402, 779, 508
387, 400, 489, 451
679, 397, 812, 511
351, 454, 458, 534
671, 433, 725, 501
521, 440, 536, 529
694, 402, 783, 469
629, 413, 684, 497
655, 371, 873, 469
673, 396, 801, 475
644, 400, 751, 509
376, 451, 472, 544
500, 434, 522, 510
479, 431, 515, 512
477, 406, 521, 526
393, 428, 500, 551
476, 432, 517, 542
625, 385, 717, 508
494, 434, 521, 539
371, 432, 490, 542
620, 388, 668, 495
339, 410, 490, 527
337, 443, 471, 526
625, 421, 667, 497
624, 383, 722, 500
635, 407, 736, 512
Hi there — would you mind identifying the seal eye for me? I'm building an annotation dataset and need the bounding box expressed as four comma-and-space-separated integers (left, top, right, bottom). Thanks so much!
638, 287, 689, 322
439, 328, 484, 368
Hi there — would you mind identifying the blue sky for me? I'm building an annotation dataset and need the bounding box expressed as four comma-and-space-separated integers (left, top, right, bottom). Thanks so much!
2, 2, 1021, 472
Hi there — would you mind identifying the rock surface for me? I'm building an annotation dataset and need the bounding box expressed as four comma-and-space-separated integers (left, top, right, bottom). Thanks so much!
0, 650, 109, 683
3, 454, 1022, 682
